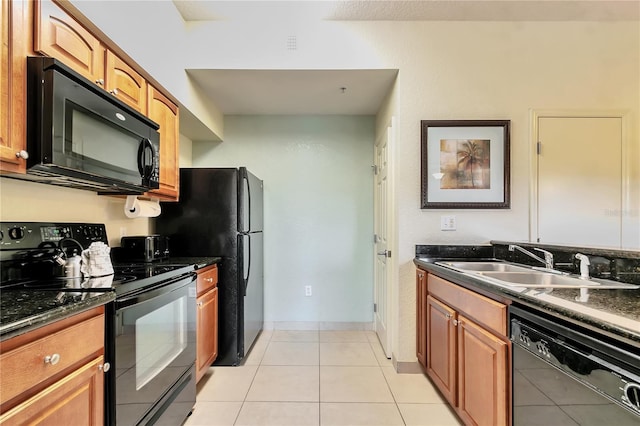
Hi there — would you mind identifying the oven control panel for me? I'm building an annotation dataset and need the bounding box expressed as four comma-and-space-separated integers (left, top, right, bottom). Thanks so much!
0, 222, 108, 249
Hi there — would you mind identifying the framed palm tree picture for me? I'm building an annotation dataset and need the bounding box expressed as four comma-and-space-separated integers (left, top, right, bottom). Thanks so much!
420, 120, 510, 209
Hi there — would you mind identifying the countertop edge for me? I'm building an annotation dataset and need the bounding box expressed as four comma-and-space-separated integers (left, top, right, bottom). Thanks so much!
0, 291, 115, 342
414, 258, 640, 347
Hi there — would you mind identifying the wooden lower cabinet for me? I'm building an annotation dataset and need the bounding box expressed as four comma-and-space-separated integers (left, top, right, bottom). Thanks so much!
196, 265, 219, 383
0, 356, 104, 425
416, 269, 428, 370
457, 314, 508, 426
0, 307, 106, 425
423, 272, 510, 426
426, 295, 457, 405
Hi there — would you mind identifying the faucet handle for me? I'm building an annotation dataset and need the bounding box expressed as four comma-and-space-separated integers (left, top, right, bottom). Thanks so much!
533, 248, 554, 268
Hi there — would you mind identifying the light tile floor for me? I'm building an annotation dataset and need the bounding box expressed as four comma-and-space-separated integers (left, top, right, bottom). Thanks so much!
185, 330, 462, 426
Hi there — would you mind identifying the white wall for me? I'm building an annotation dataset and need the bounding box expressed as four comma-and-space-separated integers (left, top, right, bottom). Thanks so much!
192, 116, 375, 326
60, 4, 640, 363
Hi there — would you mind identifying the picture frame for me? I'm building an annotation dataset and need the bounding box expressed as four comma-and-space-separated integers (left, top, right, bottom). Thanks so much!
420, 120, 510, 209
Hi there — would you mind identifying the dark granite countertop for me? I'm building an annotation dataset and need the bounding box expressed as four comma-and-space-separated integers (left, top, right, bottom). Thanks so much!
160, 257, 222, 270
0, 290, 115, 342
414, 257, 640, 347
0, 257, 218, 342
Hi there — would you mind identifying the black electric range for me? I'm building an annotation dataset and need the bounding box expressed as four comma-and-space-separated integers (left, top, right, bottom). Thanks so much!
0, 222, 199, 426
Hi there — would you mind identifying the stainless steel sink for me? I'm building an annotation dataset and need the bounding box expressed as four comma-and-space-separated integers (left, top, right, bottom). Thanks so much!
436, 261, 532, 273
435, 261, 639, 290
478, 271, 595, 288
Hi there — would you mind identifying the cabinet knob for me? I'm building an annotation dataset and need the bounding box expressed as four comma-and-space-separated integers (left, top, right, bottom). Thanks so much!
15, 150, 29, 160
99, 362, 111, 373
110, 88, 119, 96
44, 353, 61, 365
205, 278, 213, 283
453, 319, 459, 326
95, 79, 104, 85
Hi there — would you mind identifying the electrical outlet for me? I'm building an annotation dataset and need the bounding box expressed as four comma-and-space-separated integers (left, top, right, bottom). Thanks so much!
305, 285, 312, 296
440, 215, 456, 231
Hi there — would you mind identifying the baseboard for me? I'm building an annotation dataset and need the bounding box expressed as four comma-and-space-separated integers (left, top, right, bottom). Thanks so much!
263, 321, 374, 331
392, 357, 423, 374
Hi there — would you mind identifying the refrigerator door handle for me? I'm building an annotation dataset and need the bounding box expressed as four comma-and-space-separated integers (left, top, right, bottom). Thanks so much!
243, 234, 251, 296
241, 173, 251, 233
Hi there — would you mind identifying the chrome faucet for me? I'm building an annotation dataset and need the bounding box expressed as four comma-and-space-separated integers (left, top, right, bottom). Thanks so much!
508, 245, 554, 269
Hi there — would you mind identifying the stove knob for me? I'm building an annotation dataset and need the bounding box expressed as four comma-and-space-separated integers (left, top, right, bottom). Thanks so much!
623, 382, 640, 412
8, 227, 24, 240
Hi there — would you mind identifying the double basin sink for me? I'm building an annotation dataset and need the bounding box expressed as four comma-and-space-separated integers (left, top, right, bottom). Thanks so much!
434, 261, 639, 290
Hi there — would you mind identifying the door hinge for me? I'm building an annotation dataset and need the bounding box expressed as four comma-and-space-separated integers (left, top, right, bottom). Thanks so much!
537, 141, 542, 155
372, 165, 378, 175
374, 234, 378, 243
373, 303, 377, 313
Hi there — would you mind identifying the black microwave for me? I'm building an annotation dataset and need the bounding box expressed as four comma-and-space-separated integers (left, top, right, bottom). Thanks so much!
22, 56, 160, 194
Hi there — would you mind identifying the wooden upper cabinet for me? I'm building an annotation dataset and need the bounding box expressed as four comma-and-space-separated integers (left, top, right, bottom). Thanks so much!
105, 50, 147, 114
0, 0, 28, 173
35, 0, 105, 84
147, 85, 179, 200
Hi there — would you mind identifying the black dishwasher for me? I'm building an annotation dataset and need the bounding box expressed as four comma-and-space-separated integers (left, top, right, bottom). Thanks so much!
509, 305, 640, 425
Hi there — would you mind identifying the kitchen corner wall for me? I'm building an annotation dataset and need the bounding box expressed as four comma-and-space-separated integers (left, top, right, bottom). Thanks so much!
192, 115, 375, 326
0, 179, 151, 246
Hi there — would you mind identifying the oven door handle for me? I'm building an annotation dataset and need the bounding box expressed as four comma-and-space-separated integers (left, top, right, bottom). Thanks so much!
116, 274, 195, 309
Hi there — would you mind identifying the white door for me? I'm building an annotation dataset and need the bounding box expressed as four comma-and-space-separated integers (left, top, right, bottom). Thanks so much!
537, 116, 623, 247
374, 119, 393, 358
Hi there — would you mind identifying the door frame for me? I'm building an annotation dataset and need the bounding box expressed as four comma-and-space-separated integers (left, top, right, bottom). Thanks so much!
529, 109, 634, 246
373, 115, 396, 358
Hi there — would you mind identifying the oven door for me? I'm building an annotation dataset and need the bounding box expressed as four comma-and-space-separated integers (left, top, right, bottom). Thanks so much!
114, 274, 196, 425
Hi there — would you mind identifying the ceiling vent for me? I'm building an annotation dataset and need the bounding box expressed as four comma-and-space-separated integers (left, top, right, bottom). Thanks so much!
286, 35, 297, 51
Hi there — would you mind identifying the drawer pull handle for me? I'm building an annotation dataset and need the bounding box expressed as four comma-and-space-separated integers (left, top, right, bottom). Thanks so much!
99, 362, 111, 373
205, 278, 213, 283
44, 353, 61, 365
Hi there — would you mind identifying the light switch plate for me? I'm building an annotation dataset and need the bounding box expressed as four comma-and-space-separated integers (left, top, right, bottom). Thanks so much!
441, 215, 456, 231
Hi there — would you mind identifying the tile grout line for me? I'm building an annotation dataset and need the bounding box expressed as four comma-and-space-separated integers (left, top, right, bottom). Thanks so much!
369, 338, 408, 426
233, 333, 274, 425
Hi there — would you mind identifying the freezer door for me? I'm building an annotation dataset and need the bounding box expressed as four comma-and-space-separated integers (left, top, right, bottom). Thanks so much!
242, 232, 263, 353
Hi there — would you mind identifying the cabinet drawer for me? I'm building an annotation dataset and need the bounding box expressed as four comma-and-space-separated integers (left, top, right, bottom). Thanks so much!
0, 311, 104, 405
428, 274, 507, 336
197, 265, 218, 295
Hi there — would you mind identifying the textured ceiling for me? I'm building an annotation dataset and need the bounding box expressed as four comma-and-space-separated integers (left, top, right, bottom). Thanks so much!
173, 1, 640, 22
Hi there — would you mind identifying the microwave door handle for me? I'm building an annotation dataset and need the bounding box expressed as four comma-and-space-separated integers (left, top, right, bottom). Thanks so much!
137, 138, 153, 180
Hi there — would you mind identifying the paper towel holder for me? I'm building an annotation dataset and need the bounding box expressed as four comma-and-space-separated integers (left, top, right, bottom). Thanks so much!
124, 195, 161, 218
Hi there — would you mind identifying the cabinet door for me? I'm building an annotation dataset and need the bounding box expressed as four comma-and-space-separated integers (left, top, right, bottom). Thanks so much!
105, 50, 147, 114
147, 85, 179, 200
34, 0, 105, 84
0, 0, 28, 173
416, 269, 427, 369
457, 314, 508, 426
0, 356, 105, 425
196, 287, 218, 383
426, 295, 457, 405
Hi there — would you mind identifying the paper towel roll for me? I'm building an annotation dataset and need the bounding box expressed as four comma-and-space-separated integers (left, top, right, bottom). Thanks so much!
124, 196, 161, 218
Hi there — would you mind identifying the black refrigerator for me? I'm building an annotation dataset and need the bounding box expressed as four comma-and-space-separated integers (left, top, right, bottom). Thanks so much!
155, 167, 264, 366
